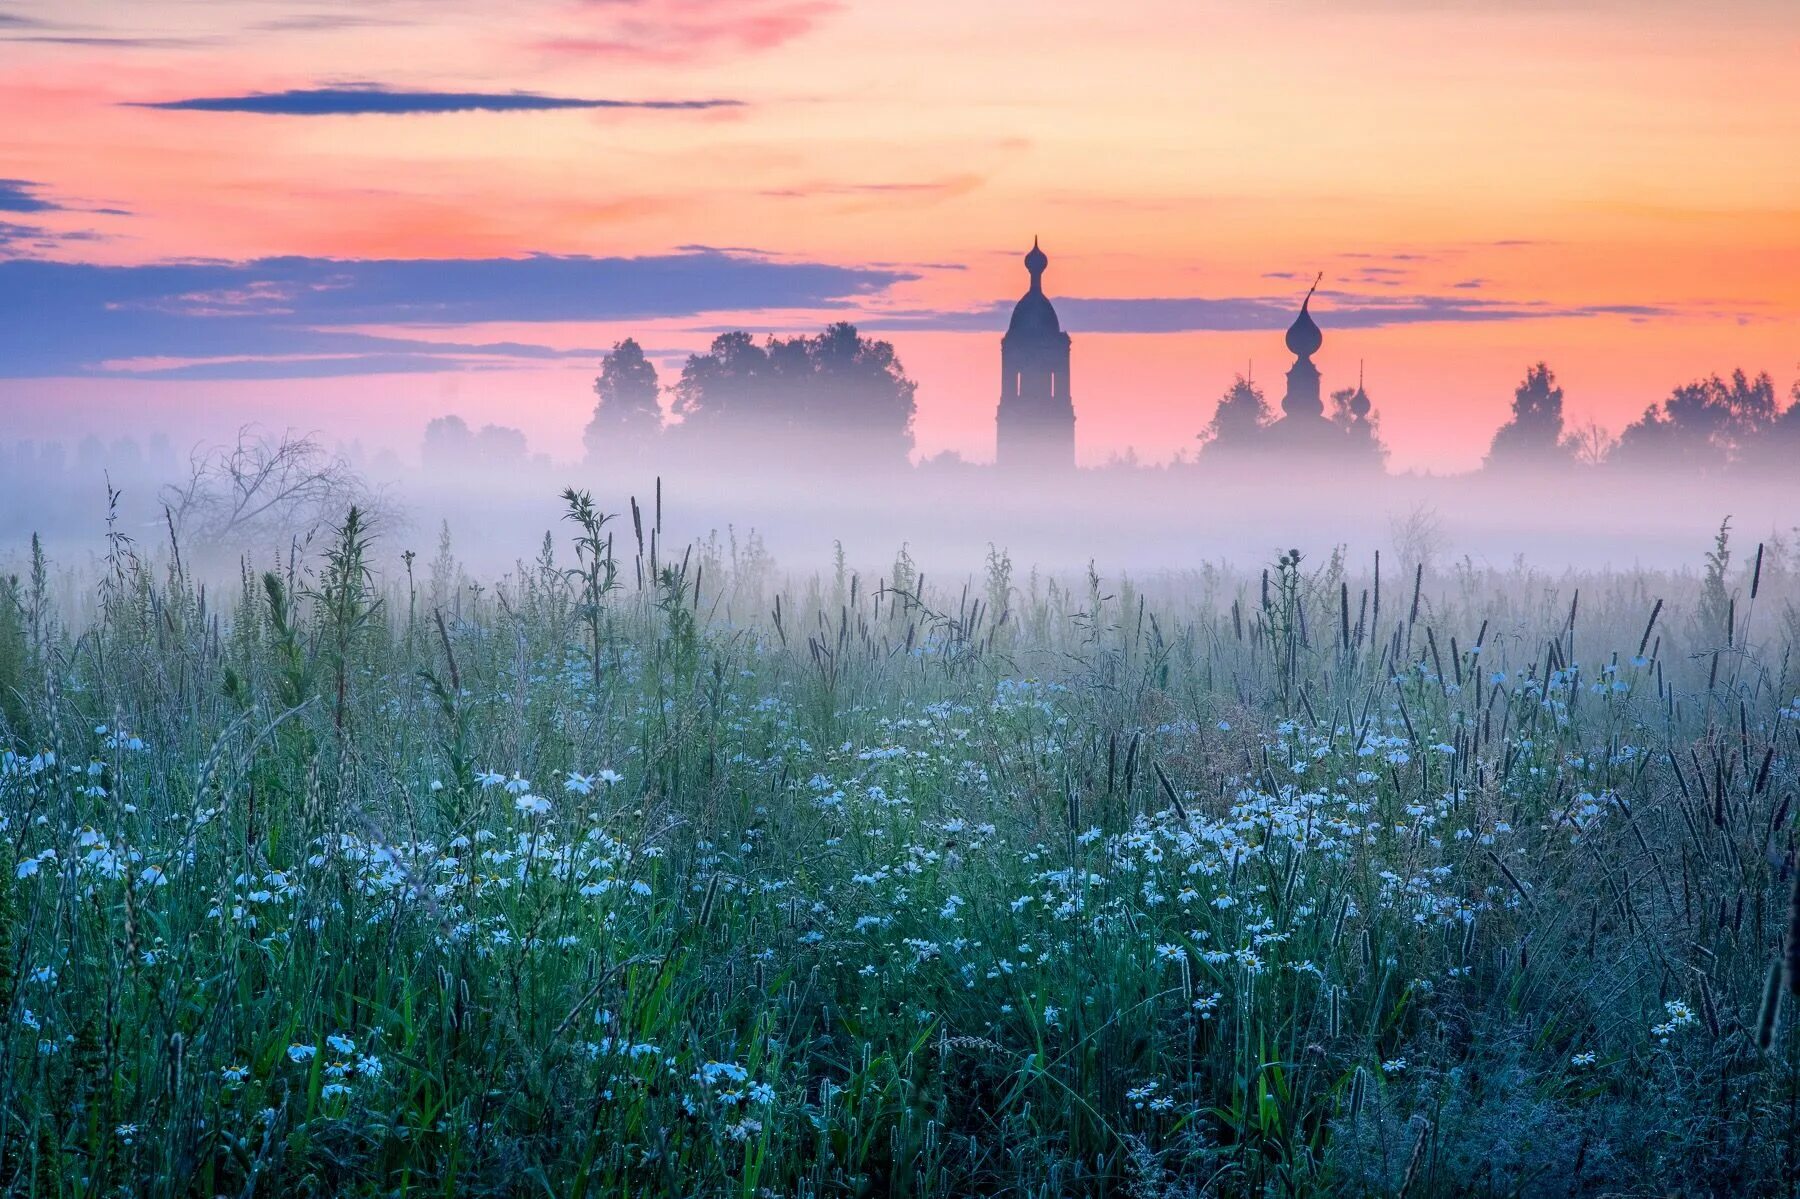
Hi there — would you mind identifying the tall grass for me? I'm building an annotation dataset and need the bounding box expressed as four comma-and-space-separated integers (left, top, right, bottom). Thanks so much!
1, 497, 1798, 1196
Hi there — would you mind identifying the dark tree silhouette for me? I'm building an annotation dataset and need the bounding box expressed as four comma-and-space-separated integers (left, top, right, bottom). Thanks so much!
1613, 369, 1777, 474
1754, 380, 1800, 469
584, 338, 662, 463
673, 322, 916, 465
1199, 375, 1272, 454
1485, 362, 1571, 469
672, 331, 769, 427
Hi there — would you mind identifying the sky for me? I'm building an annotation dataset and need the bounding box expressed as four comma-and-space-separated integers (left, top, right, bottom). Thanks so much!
2, 0, 1798, 472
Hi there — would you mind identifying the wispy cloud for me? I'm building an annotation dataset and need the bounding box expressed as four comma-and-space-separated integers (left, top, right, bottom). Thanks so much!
132, 84, 743, 116
0, 179, 61, 214
249, 13, 408, 33
758, 176, 985, 203
0, 250, 912, 378
2, 34, 217, 48
535, 0, 838, 63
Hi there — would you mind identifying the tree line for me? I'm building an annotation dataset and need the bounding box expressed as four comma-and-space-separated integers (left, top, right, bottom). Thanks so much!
419, 321, 1800, 477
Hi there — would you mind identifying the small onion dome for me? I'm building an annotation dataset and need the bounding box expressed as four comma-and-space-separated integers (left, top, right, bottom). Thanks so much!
1008, 237, 1062, 336
1349, 386, 1371, 418
1024, 237, 1049, 286
1285, 290, 1323, 358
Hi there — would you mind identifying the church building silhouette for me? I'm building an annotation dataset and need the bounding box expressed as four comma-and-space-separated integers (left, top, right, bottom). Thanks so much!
996, 238, 1075, 470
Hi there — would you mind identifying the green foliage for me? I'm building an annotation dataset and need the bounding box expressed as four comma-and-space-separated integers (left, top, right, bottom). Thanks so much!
0, 570, 29, 741
3, 505, 1799, 1196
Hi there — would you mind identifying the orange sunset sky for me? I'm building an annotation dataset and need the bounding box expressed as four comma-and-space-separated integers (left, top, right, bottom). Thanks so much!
2, 0, 1798, 472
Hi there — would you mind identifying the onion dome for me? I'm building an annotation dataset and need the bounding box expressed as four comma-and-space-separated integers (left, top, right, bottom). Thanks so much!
1285, 276, 1323, 359
1350, 361, 1371, 417
1024, 236, 1048, 285
1007, 237, 1062, 337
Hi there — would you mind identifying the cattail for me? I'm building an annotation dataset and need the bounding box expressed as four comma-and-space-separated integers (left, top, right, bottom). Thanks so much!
1153, 761, 1189, 822
1698, 980, 1721, 1039
1786, 867, 1800, 997
696, 872, 721, 930
1637, 598, 1662, 659
1757, 960, 1783, 1050
1396, 1118, 1430, 1199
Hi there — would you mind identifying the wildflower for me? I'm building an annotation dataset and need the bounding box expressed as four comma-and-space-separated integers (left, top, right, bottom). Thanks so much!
326, 1033, 356, 1055
1570, 1051, 1597, 1068
515, 794, 552, 816
115, 1123, 138, 1144
694, 1061, 750, 1087
287, 1044, 317, 1063
221, 1064, 250, 1085
1381, 1057, 1407, 1074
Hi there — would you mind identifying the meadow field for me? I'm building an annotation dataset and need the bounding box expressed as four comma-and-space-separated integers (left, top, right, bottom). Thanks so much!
3, 493, 1799, 1196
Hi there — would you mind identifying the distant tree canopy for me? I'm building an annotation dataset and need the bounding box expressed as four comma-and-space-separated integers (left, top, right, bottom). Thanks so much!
672, 322, 917, 464
1485, 362, 1572, 469
1612, 369, 1780, 474
1199, 375, 1272, 453
584, 338, 662, 463
422, 415, 532, 471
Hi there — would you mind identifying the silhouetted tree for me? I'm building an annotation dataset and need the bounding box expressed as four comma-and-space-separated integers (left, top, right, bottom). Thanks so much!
1564, 419, 1617, 467
673, 331, 774, 430
164, 427, 373, 546
1199, 375, 1272, 454
584, 338, 662, 463
1485, 363, 1571, 469
674, 322, 916, 465
474, 423, 528, 464
422, 415, 530, 471
1613, 369, 1776, 474
422, 415, 475, 469
1751, 380, 1800, 471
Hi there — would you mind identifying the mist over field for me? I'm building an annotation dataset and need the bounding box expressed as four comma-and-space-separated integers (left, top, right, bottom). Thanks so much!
4, 424, 1797, 579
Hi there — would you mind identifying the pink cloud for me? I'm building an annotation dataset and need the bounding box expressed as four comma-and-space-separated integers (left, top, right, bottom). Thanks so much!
535, 0, 840, 63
